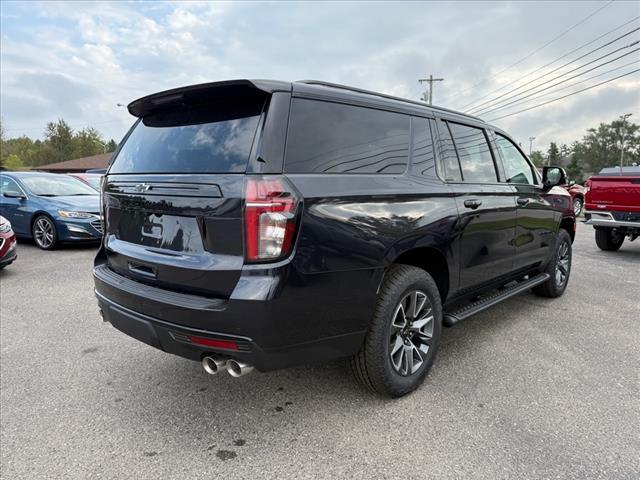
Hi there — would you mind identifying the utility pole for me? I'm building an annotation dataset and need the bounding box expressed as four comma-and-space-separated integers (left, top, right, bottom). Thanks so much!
418, 74, 444, 105
619, 113, 632, 173
528, 136, 536, 155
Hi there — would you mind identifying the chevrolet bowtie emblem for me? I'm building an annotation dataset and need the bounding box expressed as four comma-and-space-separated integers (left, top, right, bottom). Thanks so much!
133, 183, 151, 193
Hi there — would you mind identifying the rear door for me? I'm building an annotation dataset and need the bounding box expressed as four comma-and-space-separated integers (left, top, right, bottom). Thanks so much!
102, 86, 279, 298
436, 120, 517, 290
492, 132, 557, 270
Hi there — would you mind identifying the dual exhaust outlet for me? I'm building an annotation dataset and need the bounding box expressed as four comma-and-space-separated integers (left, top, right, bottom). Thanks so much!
201, 355, 254, 378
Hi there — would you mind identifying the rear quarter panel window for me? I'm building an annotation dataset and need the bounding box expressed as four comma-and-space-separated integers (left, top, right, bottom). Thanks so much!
411, 117, 436, 177
284, 99, 409, 174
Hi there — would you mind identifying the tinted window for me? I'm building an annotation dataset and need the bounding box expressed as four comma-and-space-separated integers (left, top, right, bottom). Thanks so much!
448, 122, 497, 183
435, 120, 462, 181
411, 118, 436, 176
285, 99, 409, 174
20, 175, 98, 196
495, 134, 535, 184
0, 176, 22, 195
110, 102, 262, 174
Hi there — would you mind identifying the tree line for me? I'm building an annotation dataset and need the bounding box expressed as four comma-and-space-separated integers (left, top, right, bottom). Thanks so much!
528, 117, 639, 183
0, 119, 118, 170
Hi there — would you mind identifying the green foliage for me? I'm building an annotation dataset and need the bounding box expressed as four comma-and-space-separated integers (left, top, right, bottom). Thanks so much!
546, 142, 560, 166
529, 150, 545, 168
0, 118, 119, 168
4, 154, 24, 170
530, 118, 639, 182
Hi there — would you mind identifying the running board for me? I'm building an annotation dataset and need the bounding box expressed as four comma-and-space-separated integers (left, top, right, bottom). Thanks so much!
443, 273, 550, 327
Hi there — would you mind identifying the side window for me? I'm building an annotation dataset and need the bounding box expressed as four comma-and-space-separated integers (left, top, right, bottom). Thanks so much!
495, 134, 535, 185
435, 119, 462, 181
0, 176, 22, 194
411, 117, 436, 176
448, 122, 497, 183
285, 99, 409, 174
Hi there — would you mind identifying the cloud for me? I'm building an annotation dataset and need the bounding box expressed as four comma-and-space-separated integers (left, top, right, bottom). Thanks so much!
1, 0, 638, 148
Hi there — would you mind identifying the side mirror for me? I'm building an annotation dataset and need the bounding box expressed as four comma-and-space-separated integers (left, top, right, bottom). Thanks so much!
3, 191, 26, 200
542, 166, 566, 190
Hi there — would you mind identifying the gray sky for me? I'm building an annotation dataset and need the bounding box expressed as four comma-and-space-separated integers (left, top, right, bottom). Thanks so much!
1, 0, 639, 152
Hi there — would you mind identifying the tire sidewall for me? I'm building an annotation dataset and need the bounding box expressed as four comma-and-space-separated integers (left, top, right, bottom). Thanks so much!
550, 230, 572, 296
372, 269, 442, 395
32, 215, 58, 250
573, 198, 583, 215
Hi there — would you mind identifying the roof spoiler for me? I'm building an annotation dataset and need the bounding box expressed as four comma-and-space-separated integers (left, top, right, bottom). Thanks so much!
127, 79, 289, 117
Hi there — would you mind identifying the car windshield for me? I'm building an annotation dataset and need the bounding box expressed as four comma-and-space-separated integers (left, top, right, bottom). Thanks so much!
75, 175, 102, 191
85, 176, 102, 190
20, 175, 98, 196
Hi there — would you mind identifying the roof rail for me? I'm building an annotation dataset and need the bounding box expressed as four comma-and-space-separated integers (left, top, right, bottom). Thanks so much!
297, 80, 483, 121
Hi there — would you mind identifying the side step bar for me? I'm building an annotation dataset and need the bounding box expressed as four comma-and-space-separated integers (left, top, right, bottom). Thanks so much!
443, 273, 550, 327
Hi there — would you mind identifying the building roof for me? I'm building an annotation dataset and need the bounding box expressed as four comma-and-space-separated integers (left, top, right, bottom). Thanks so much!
37, 152, 112, 173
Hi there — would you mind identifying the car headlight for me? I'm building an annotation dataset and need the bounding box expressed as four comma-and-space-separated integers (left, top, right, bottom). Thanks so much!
0, 222, 12, 233
58, 210, 95, 219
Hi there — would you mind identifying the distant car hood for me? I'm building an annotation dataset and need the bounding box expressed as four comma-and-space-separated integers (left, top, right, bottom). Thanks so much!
40, 195, 101, 214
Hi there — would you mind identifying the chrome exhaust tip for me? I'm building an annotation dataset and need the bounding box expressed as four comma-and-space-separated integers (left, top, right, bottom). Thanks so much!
226, 360, 254, 378
202, 355, 227, 375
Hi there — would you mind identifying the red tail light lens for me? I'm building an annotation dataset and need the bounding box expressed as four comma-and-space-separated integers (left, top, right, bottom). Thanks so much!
244, 176, 300, 262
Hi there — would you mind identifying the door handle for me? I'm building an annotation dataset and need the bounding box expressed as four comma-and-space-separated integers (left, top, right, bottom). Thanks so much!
517, 198, 531, 206
463, 199, 482, 209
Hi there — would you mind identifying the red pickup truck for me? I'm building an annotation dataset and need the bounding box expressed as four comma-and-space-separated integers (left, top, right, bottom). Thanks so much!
585, 166, 640, 250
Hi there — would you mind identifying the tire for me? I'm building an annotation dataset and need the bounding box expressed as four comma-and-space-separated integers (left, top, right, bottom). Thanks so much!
533, 229, 572, 298
595, 227, 624, 251
573, 197, 583, 216
351, 264, 442, 397
32, 215, 58, 250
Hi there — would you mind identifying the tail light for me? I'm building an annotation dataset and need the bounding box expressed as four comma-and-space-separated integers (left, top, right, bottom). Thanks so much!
244, 176, 300, 262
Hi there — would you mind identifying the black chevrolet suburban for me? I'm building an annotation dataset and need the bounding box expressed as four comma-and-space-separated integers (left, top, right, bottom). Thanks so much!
94, 79, 575, 397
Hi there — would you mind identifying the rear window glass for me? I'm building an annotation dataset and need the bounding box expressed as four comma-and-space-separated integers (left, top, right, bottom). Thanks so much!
285, 99, 409, 174
435, 120, 462, 182
448, 122, 497, 183
110, 101, 262, 174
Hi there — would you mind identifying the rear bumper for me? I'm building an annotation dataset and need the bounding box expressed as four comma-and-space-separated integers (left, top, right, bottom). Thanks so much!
94, 262, 377, 371
584, 210, 640, 229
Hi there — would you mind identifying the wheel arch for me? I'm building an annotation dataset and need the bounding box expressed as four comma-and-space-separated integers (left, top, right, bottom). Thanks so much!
560, 216, 576, 243
387, 246, 450, 302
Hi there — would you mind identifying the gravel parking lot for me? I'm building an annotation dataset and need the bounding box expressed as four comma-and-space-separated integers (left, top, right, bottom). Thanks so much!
1, 222, 638, 480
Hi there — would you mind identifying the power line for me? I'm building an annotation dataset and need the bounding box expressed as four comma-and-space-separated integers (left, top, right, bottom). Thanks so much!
470, 40, 640, 115
475, 47, 640, 116
486, 69, 640, 122
457, 15, 640, 110
443, 0, 615, 105
465, 26, 640, 114
476, 59, 639, 116
467, 27, 640, 114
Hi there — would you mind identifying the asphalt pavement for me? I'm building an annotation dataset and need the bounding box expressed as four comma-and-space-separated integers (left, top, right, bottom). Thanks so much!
1, 222, 639, 480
